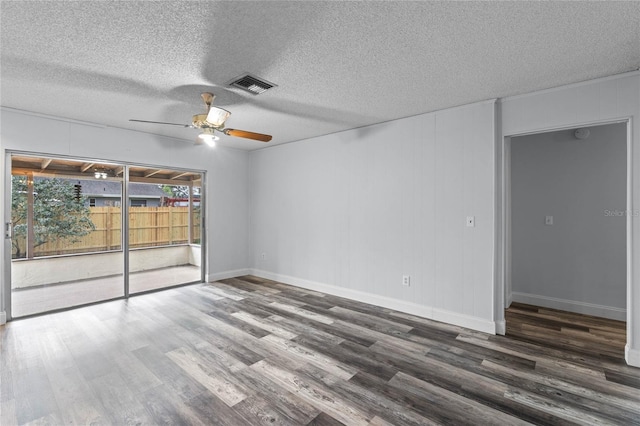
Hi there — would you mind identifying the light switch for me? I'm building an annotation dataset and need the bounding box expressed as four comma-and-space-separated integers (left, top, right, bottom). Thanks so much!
466, 216, 475, 227
545, 216, 553, 225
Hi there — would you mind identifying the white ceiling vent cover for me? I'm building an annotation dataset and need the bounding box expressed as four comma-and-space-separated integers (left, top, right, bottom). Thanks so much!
229, 74, 276, 95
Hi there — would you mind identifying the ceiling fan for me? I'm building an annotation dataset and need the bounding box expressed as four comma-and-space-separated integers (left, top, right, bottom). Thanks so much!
129, 92, 272, 146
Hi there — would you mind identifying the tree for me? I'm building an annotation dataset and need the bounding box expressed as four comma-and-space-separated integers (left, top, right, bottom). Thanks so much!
157, 184, 201, 243
159, 184, 199, 198
11, 176, 96, 258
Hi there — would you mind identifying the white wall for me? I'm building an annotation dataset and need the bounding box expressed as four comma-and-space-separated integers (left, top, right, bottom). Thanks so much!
511, 124, 627, 320
250, 100, 498, 333
0, 108, 250, 321
501, 71, 640, 367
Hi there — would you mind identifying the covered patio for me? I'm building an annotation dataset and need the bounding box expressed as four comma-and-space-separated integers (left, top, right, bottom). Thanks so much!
8, 154, 204, 318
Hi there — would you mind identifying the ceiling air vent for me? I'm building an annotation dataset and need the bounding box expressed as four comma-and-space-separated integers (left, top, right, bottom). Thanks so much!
229, 74, 276, 95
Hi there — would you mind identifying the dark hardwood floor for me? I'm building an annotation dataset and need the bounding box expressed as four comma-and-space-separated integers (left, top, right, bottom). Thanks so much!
506, 302, 627, 362
1, 276, 639, 425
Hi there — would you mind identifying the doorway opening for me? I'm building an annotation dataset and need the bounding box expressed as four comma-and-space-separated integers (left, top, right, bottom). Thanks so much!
502, 121, 630, 360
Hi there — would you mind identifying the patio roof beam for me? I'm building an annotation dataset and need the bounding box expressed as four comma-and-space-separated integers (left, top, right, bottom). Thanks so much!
13, 168, 192, 186
144, 169, 161, 178
80, 163, 94, 173
12, 169, 121, 182
169, 171, 190, 180
40, 159, 52, 170
129, 175, 193, 186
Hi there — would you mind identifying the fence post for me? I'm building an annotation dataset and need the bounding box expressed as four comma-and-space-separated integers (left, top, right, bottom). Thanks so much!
168, 207, 173, 245
106, 206, 112, 250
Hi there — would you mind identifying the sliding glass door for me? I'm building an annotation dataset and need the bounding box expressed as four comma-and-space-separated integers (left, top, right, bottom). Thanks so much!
7, 154, 204, 319
10, 155, 124, 317
128, 168, 203, 294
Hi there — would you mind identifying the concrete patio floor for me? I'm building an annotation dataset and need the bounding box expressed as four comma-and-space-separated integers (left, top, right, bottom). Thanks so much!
10, 265, 201, 318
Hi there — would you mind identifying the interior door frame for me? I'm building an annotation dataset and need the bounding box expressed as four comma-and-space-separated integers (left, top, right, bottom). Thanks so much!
3, 151, 207, 320
496, 117, 633, 363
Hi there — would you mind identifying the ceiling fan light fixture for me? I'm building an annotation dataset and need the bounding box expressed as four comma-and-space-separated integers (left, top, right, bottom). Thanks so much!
206, 106, 231, 127
131, 92, 271, 144
198, 130, 219, 147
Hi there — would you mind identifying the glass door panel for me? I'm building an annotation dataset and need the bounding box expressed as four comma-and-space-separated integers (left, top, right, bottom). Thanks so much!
10, 155, 124, 317
128, 174, 202, 294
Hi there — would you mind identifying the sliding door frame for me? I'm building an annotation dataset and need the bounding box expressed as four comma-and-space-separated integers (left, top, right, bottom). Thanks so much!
3, 153, 12, 321
3, 150, 206, 320
123, 164, 130, 297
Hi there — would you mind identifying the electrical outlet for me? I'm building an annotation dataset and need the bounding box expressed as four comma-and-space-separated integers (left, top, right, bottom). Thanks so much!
261, 252, 266, 260
466, 216, 475, 227
545, 216, 553, 226
402, 275, 411, 287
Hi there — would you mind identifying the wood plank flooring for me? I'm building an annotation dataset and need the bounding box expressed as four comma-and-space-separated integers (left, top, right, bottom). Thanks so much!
506, 302, 627, 361
1, 276, 639, 425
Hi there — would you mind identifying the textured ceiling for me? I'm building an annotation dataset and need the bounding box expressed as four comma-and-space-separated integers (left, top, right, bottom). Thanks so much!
1, 1, 639, 150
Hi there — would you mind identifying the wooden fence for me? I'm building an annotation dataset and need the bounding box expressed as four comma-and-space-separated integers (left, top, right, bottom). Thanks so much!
14, 206, 201, 258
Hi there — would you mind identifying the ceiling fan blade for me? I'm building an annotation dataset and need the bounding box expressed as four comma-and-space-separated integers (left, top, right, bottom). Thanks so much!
223, 128, 272, 142
129, 119, 193, 128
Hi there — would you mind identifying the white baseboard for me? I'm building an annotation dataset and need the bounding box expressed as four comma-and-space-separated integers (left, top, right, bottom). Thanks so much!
495, 320, 506, 335
0, 311, 5, 325
206, 269, 250, 283
625, 344, 640, 368
250, 269, 497, 335
511, 292, 626, 321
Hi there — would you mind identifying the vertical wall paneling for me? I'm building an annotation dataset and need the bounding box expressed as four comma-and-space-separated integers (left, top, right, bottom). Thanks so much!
250, 100, 497, 333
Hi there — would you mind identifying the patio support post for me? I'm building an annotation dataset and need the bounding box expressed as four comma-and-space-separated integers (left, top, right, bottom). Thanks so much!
188, 184, 193, 244
26, 172, 35, 259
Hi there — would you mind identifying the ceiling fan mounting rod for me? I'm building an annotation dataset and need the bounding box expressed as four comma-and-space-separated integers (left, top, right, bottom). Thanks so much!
201, 92, 215, 111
